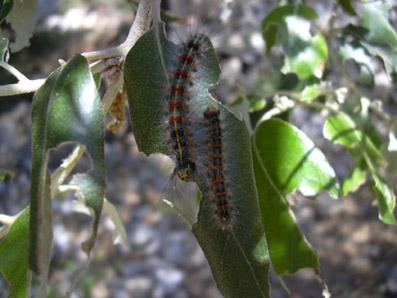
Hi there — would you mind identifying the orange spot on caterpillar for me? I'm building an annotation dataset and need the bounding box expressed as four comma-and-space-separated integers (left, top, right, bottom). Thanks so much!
169, 102, 183, 109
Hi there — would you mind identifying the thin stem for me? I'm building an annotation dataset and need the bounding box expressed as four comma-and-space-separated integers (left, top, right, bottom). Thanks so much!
296, 100, 339, 114
0, 79, 46, 97
0, 61, 29, 81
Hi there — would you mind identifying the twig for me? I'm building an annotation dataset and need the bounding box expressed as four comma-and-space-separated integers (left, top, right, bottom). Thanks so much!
0, 61, 29, 81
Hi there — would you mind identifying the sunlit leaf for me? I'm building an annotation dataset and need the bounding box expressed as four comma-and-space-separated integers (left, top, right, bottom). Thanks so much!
338, 43, 374, 84
253, 118, 340, 275
301, 77, 321, 101
262, 4, 327, 79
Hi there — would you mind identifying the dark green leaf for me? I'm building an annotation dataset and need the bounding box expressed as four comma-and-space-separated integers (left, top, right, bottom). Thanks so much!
30, 54, 105, 278
338, 43, 374, 84
0, 0, 13, 24
193, 110, 270, 298
337, 0, 356, 15
125, 22, 270, 298
262, 4, 327, 79
93, 73, 101, 89
0, 207, 29, 298
253, 119, 340, 275
358, 98, 382, 149
0, 37, 8, 62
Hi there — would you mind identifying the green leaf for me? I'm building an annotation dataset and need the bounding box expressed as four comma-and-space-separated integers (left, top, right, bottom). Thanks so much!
338, 43, 374, 84
93, 73, 101, 89
337, 0, 356, 15
323, 113, 395, 223
352, 2, 397, 75
0, 168, 14, 181
372, 175, 396, 224
193, 110, 270, 298
362, 2, 397, 48
323, 113, 384, 165
253, 119, 340, 275
125, 22, 270, 298
247, 93, 266, 112
262, 4, 318, 54
342, 163, 367, 195
30, 54, 105, 281
229, 96, 243, 107
358, 98, 382, 149
1, 0, 37, 52
360, 40, 397, 76
262, 4, 327, 79
0, 0, 14, 24
0, 37, 8, 62
301, 77, 321, 101
0, 207, 29, 298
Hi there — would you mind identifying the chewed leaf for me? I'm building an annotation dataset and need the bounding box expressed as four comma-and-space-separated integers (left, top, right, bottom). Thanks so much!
324, 113, 395, 224
125, 22, 270, 298
338, 43, 374, 84
262, 4, 327, 79
30, 54, 105, 284
2, 0, 38, 52
125, 22, 221, 222
253, 118, 340, 275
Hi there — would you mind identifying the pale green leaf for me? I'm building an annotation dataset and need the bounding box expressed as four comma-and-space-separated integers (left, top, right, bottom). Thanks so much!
2, 0, 37, 52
